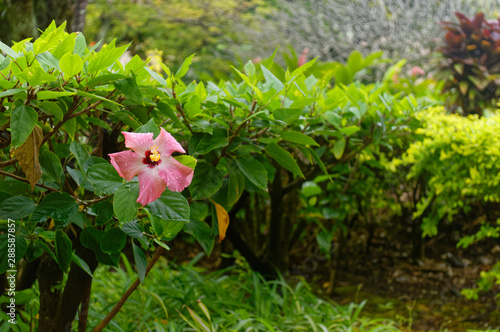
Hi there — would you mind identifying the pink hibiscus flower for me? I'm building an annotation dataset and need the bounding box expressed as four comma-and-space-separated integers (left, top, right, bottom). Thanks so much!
109, 128, 194, 206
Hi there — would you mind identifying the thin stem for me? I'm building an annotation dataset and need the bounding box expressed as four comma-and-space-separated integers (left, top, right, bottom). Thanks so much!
91, 246, 164, 332
0, 170, 59, 192
0, 158, 18, 168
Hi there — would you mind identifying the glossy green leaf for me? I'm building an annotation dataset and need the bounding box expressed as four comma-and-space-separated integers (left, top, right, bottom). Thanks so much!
39, 150, 64, 186
87, 163, 124, 195
175, 53, 195, 79
113, 182, 141, 222
31, 192, 79, 223
281, 131, 319, 146
100, 227, 127, 254
0, 196, 36, 220
265, 143, 304, 178
147, 190, 190, 222
59, 53, 83, 78
333, 138, 346, 160
55, 230, 72, 272
133, 242, 147, 282
190, 163, 223, 200
11, 104, 38, 147
236, 158, 268, 190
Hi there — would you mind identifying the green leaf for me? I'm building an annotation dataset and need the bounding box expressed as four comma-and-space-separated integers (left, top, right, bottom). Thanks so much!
227, 166, 245, 206
0, 88, 26, 98
72, 253, 93, 277
0, 234, 27, 274
265, 143, 304, 178
40, 150, 64, 186
135, 118, 160, 137
100, 227, 127, 254
75, 89, 122, 106
39, 101, 63, 121
231, 66, 263, 101
324, 111, 342, 130
114, 76, 143, 104
184, 95, 201, 117
17, 66, 57, 86
62, 117, 76, 140
281, 131, 319, 146
147, 190, 190, 222
183, 220, 214, 256
33, 22, 67, 54
188, 130, 228, 156
86, 73, 129, 87
59, 53, 83, 78
340, 126, 360, 137
301, 181, 322, 197
261, 65, 284, 92
236, 158, 268, 190
11, 104, 38, 147
174, 155, 197, 170
190, 163, 223, 200
37, 90, 76, 100
132, 242, 147, 282
0, 41, 18, 58
333, 138, 346, 160
121, 221, 144, 239
31, 192, 79, 223
87, 40, 129, 73
52, 33, 77, 59
89, 200, 114, 226
87, 163, 124, 195
113, 182, 141, 222
80, 227, 120, 266
145, 66, 167, 86
70, 140, 89, 173
86, 117, 112, 131
73, 32, 86, 56
55, 229, 72, 272
0, 196, 36, 219
25, 241, 44, 262
175, 54, 195, 79
37, 52, 61, 71
273, 108, 302, 124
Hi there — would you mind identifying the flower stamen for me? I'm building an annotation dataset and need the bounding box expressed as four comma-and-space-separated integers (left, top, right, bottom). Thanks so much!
149, 145, 161, 162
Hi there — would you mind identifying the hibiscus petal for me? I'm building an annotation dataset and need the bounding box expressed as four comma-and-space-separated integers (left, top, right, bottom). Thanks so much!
154, 128, 186, 156
157, 156, 194, 192
109, 150, 147, 181
122, 131, 154, 155
137, 167, 167, 205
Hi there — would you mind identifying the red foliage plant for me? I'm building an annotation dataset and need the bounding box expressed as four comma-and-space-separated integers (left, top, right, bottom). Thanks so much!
439, 12, 500, 116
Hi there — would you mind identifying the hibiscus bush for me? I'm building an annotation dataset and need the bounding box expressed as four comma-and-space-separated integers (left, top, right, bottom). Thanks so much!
0, 22, 430, 330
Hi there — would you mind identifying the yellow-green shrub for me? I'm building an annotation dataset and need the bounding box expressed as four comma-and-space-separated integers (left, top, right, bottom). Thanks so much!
394, 106, 500, 300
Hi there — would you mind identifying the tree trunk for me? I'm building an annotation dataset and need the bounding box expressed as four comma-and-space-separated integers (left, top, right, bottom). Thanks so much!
37, 253, 63, 332
71, 0, 88, 33
0, 0, 38, 43
0, 0, 88, 45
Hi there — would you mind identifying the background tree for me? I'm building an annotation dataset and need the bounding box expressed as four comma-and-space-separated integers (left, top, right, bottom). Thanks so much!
0, 0, 88, 43
229, 0, 499, 69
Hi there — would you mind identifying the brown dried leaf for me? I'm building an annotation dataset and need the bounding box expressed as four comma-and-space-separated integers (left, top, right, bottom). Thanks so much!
14, 126, 42, 191
210, 199, 229, 242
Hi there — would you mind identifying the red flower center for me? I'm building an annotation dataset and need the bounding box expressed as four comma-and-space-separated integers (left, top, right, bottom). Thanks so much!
143, 150, 162, 168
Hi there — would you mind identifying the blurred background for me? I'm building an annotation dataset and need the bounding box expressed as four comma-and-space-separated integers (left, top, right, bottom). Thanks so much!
1, 0, 498, 81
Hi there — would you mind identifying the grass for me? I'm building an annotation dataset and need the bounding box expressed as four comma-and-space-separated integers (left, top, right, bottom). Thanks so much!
86, 252, 400, 331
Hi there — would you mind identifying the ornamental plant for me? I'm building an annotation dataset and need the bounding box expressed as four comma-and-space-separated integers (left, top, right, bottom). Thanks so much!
393, 106, 500, 301
439, 12, 500, 116
0, 22, 427, 330
0, 22, 197, 331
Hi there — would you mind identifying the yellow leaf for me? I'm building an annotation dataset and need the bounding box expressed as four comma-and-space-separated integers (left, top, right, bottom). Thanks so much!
14, 126, 42, 191
210, 199, 229, 242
